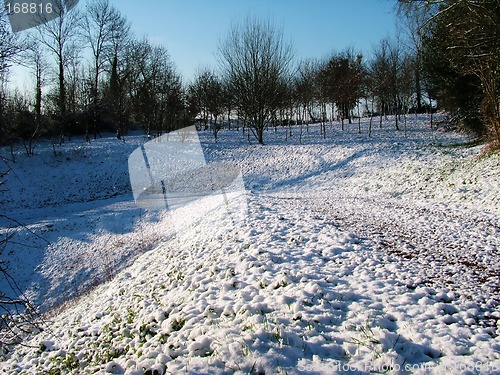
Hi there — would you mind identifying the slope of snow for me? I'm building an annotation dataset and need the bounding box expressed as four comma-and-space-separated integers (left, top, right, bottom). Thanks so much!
0, 133, 176, 310
1, 117, 499, 374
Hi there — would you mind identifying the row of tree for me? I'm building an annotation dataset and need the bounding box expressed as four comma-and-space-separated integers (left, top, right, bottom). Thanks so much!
0, 0, 192, 153
210, 0, 500, 145
0, 0, 498, 148
195, 18, 426, 144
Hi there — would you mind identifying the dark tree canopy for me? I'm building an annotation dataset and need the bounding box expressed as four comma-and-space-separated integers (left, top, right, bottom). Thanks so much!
400, 0, 500, 144
320, 50, 364, 124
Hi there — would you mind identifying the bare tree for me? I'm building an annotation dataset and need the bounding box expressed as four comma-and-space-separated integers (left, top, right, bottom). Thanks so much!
371, 39, 391, 128
29, 43, 47, 124
388, 38, 404, 131
104, 9, 130, 137
0, 9, 24, 144
0, 163, 46, 349
190, 69, 225, 139
8, 41, 49, 155
1, 253, 44, 349
126, 39, 183, 136
398, 53, 417, 135
190, 69, 212, 130
81, 0, 127, 139
295, 59, 319, 126
205, 73, 225, 140
315, 59, 330, 137
398, 3, 429, 114
218, 17, 294, 144
0, 10, 24, 76
371, 38, 408, 130
82, 0, 122, 97
35, 0, 82, 118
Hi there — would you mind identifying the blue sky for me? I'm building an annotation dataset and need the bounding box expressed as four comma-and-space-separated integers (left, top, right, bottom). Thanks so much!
9, 0, 399, 88
108, 0, 398, 82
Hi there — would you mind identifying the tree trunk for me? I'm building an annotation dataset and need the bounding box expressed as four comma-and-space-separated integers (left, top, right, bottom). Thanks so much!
93, 76, 100, 140
213, 115, 218, 141
369, 97, 374, 138
58, 57, 66, 116
35, 74, 42, 122
257, 127, 264, 145
379, 102, 384, 128
0, 94, 4, 144
404, 108, 408, 137
394, 99, 400, 131
415, 60, 423, 113
357, 102, 361, 134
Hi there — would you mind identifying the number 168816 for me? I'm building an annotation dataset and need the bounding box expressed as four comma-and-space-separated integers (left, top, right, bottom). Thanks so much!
6, 2, 53, 15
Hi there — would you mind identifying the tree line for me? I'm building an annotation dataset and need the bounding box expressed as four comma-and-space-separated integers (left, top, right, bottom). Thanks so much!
399, 0, 499, 147
0, 0, 498, 149
191, 19, 421, 145
0, 0, 191, 154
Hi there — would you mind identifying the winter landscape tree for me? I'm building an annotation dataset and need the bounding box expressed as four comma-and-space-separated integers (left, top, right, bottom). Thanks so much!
400, 0, 500, 146
321, 50, 364, 129
0, 9, 24, 144
1, 2, 500, 371
127, 39, 183, 136
218, 17, 294, 144
103, 7, 130, 137
35, 0, 82, 120
295, 59, 319, 125
81, 0, 125, 140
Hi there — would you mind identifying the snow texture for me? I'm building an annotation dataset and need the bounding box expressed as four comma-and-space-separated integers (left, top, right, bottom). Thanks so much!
1, 116, 499, 374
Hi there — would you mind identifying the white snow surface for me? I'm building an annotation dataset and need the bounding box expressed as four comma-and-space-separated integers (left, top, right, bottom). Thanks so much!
1, 116, 499, 374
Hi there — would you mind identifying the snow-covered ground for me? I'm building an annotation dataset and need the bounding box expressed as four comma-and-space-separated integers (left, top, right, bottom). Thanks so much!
1, 116, 499, 374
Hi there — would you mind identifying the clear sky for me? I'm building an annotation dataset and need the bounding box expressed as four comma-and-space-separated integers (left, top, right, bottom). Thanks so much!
100, 0, 398, 82
9, 0, 399, 88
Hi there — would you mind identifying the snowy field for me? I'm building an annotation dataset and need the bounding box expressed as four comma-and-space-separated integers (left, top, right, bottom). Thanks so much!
1, 116, 499, 374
